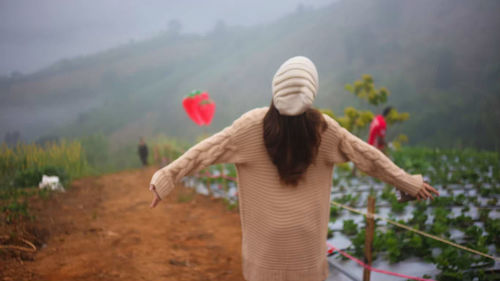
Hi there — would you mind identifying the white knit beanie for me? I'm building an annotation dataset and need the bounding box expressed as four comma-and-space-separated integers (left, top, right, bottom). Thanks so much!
272, 56, 319, 116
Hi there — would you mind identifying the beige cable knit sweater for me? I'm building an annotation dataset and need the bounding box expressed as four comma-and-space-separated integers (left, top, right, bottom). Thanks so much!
150, 106, 423, 281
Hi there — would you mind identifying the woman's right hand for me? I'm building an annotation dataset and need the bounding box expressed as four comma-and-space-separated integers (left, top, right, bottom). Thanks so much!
149, 184, 161, 208
416, 182, 439, 201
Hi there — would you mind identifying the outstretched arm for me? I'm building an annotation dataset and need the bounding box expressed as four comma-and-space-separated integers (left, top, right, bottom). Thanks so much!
325, 115, 438, 199
149, 108, 266, 207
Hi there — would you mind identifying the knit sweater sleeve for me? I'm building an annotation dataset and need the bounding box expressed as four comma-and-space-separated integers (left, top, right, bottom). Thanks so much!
324, 114, 424, 197
149, 108, 262, 199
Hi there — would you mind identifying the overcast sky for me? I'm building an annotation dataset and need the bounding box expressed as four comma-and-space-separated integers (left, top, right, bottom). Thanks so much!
0, 0, 334, 76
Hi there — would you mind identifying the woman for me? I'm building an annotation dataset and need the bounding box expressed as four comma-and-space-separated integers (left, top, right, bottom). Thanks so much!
148, 56, 439, 281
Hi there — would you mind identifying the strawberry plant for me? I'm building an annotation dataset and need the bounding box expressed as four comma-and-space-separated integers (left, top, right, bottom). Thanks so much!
330, 205, 341, 218
342, 219, 358, 236
451, 214, 473, 229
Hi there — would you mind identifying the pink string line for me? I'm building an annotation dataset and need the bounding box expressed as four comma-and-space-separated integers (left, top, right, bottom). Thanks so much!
326, 242, 436, 281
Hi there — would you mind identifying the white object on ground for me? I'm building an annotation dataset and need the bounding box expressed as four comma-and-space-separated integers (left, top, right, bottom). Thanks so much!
38, 175, 65, 192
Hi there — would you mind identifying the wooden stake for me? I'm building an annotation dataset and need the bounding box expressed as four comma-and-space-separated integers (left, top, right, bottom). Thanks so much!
363, 196, 376, 281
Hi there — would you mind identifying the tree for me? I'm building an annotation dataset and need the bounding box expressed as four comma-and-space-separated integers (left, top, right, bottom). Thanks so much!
320, 74, 410, 149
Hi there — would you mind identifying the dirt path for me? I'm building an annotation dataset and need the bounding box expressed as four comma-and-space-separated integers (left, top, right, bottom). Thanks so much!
4, 167, 244, 281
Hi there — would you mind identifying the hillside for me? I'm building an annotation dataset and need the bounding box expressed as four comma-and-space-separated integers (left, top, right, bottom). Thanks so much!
1, 0, 499, 149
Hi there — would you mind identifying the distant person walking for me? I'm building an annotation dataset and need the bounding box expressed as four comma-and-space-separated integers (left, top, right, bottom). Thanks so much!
148, 56, 438, 281
367, 106, 392, 152
138, 137, 149, 166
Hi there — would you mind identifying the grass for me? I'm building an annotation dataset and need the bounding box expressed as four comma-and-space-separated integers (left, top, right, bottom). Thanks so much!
0, 140, 89, 225
0, 141, 88, 188
0, 187, 51, 224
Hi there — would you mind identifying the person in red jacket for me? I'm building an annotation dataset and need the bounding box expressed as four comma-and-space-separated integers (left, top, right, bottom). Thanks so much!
368, 106, 392, 152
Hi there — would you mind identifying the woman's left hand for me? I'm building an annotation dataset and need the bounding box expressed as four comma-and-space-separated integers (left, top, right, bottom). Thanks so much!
416, 182, 439, 201
149, 184, 161, 208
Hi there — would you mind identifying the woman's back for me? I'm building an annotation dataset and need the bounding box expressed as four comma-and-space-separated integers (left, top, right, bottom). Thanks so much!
227, 106, 334, 281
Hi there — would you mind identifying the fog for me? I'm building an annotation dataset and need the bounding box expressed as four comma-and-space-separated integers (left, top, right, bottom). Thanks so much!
0, 0, 499, 150
0, 0, 333, 75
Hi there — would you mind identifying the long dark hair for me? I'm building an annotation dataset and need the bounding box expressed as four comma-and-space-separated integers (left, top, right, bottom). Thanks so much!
263, 102, 328, 186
